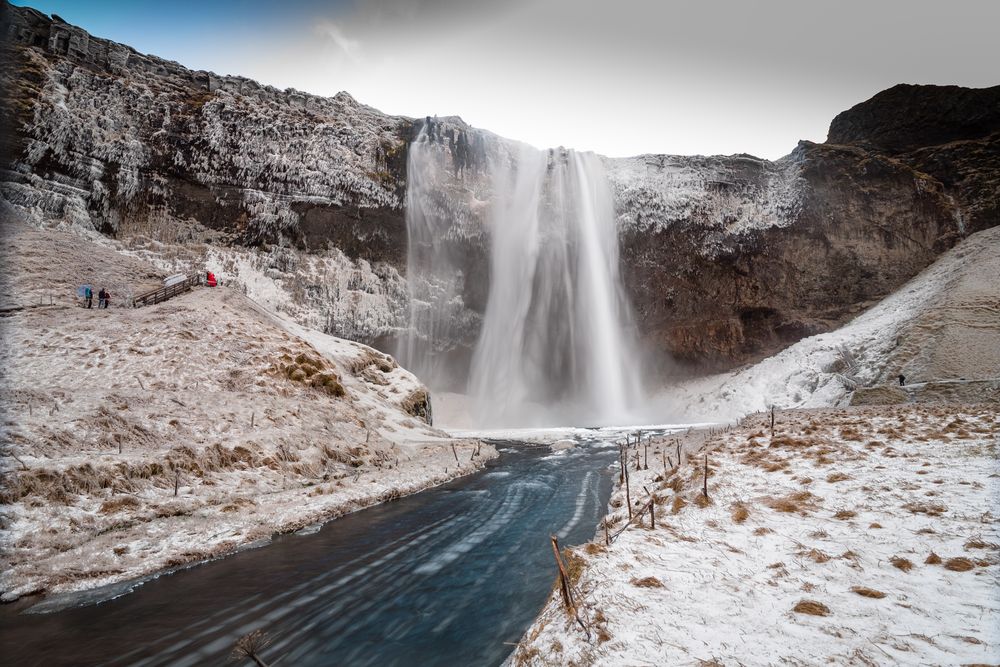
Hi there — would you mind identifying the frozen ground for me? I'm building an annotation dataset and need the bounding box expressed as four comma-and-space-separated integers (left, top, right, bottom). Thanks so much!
654, 225, 1000, 422
511, 405, 1000, 666
0, 219, 495, 602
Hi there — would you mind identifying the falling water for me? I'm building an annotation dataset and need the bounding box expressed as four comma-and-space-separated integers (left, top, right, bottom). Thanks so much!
400, 126, 642, 427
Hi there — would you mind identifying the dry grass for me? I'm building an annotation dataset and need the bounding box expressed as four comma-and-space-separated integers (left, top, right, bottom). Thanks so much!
98, 495, 141, 514
826, 472, 851, 483
630, 576, 664, 588
869, 522, 883, 529
792, 600, 830, 616
943, 557, 976, 572
346, 349, 395, 375
925, 552, 943, 565
671, 496, 687, 514
964, 537, 999, 550
731, 503, 750, 523
890, 556, 914, 572
275, 351, 347, 398
851, 586, 886, 599
801, 548, 831, 564
833, 509, 857, 520
764, 491, 818, 515
903, 502, 946, 516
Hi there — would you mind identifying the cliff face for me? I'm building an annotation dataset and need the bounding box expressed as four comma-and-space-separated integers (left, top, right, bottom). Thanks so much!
2, 3, 997, 379
613, 142, 964, 374
618, 83, 998, 374
1, 3, 413, 343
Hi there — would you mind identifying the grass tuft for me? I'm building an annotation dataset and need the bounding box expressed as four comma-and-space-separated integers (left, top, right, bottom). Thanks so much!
890, 556, 914, 572
851, 586, 886, 599
630, 576, 664, 588
943, 557, 975, 572
792, 600, 830, 616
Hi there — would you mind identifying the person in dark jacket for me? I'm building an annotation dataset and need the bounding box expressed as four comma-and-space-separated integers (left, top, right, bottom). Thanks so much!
85, 285, 93, 309
98, 288, 107, 308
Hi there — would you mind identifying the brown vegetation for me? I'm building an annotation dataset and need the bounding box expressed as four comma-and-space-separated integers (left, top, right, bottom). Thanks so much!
792, 600, 830, 616
764, 491, 818, 515
890, 556, 914, 572
630, 576, 664, 588
943, 557, 976, 572
851, 586, 886, 599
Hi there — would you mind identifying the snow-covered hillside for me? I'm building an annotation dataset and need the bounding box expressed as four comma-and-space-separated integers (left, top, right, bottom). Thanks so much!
0, 217, 495, 601
653, 225, 1000, 422
511, 405, 1000, 665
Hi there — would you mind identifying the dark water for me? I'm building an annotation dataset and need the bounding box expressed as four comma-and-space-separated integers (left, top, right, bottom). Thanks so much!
0, 436, 633, 666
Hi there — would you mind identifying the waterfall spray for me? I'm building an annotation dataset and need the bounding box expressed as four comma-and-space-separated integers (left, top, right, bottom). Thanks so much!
401, 125, 642, 427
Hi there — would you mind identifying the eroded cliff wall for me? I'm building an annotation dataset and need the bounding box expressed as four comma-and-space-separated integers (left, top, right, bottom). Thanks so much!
2, 2, 996, 380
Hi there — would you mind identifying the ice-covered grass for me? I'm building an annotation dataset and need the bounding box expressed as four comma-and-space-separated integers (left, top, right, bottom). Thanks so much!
511, 405, 1000, 666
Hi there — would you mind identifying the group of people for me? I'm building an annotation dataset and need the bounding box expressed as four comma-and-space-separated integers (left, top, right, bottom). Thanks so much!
82, 286, 111, 309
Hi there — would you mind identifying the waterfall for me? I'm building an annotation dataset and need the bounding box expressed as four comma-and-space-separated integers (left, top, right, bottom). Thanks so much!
400, 126, 642, 427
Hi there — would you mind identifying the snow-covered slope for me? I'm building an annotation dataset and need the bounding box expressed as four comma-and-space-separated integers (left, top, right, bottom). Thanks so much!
0, 217, 495, 602
652, 225, 1000, 422
511, 405, 1000, 665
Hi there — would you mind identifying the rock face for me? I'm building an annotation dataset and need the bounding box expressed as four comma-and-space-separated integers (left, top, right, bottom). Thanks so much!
613, 141, 964, 374
2, 2, 998, 380
1, 2, 413, 344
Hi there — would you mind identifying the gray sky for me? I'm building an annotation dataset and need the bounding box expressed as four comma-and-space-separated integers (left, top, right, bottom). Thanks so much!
22, 0, 1000, 159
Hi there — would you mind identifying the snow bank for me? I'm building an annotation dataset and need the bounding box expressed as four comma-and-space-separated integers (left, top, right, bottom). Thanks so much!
511, 405, 1000, 666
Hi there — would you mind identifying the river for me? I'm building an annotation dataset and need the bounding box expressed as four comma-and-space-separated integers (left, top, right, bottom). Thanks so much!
0, 427, 688, 666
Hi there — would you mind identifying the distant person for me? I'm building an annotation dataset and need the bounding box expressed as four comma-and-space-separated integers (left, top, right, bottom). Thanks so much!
898, 374, 905, 386
98, 288, 107, 308
85, 285, 93, 309
102, 289, 111, 308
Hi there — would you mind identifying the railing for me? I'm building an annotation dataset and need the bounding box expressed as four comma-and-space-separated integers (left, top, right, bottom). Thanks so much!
133, 273, 203, 308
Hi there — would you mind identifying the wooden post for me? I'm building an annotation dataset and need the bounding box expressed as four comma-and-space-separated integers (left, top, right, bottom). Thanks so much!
451, 443, 460, 464
174, 469, 180, 497
676, 441, 681, 466
667, 455, 673, 469
624, 452, 632, 520
662, 448, 667, 472
550, 536, 575, 612
604, 519, 610, 546
702, 454, 708, 498
250, 412, 255, 428
770, 406, 775, 435
650, 494, 656, 529
643, 442, 648, 470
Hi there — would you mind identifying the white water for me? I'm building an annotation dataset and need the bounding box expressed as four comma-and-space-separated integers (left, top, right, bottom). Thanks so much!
400, 127, 643, 428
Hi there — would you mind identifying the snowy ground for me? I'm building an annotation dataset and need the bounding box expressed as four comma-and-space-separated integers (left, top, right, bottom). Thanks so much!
654, 225, 1000, 422
0, 220, 496, 602
510, 405, 1000, 666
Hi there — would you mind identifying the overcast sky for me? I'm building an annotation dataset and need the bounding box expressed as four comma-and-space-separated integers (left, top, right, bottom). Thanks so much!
14, 0, 1000, 159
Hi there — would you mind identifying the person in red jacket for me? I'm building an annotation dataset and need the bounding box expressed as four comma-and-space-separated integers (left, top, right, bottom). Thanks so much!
206, 271, 217, 287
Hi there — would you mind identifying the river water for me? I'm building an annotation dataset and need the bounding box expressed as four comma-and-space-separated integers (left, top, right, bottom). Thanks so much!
0, 429, 684, 666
